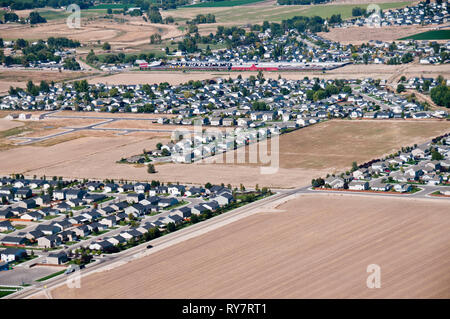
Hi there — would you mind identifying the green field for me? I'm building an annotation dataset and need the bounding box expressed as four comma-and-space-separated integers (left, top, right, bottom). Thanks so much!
399, 29, 450, 40
35, 269, 66, 282
300, 1, 413, 20
0, 286, 22, 298
187, 1, 412, 24
187, 0, 265, 7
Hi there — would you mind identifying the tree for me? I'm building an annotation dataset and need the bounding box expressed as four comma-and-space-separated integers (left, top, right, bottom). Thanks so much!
148, 6, 162, 24
205, 182, 212, 189
351, 161, 358, 172
167, 222, 176, 232
107, 8, 112, 14
190, 214, 199, 224
352, 7, 366, 17
28, 12, 46, 25
397, 84, 405, 93
150, 33, 162, 44
86, 49, 98, 64
311, 178, 325, 188
102, 42, 111, 51
147, 164, 156, 174
156, 143, 163, 150
431, 149, 444, 161
430, 85, 450, 108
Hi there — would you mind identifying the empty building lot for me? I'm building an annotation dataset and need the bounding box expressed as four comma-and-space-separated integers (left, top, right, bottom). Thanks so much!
47, 194, 450, 299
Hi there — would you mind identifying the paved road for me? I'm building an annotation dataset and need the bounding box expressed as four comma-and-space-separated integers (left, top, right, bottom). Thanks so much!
11, 113, 197, 145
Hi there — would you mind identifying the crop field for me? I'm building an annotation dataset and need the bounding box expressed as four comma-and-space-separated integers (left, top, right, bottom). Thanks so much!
47, 194, 450, 298
166, 1, 412, 26
399, 29, 450, 40
187, 0, 266, 7
1, 115, 448, 188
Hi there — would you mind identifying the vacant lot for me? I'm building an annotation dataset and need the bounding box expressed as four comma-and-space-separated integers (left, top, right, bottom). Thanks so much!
88, 63, 450, 86
320, 25, 446, 44
166, 1, 411, 27
0, 119, 24, 131
0, 119, 448, 188
274, 119, 450, 171
0, 69, 94, 94
48, 194, 450, 298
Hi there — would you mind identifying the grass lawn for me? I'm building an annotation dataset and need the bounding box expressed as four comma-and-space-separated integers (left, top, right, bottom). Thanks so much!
44, 215, 59, 220
399, 29, 450, 40
0, 290, 20, 298
93, 229, 110, 236
35, 269, 67, 282
163, 200, 189, 211
187, 0, 264, 7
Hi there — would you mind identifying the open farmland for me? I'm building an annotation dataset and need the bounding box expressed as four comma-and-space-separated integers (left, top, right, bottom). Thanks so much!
207, 119, 450, 172
0, 15, 181, 49
46, 194, 450, 299
0, 117, 448, 188
87, 63, 450, 86
320, 25, 449, 44
164, 1, 412, 27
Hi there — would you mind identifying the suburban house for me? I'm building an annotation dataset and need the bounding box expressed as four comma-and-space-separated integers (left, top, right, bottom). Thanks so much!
37, 234, 62, 248
47, 251, 68, 265
348, 181, 369, 190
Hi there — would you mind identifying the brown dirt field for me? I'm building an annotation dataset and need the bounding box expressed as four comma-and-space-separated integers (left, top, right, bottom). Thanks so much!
319, 25, 446, 45
0, 119, 448, 188
215, 119, 450, 172
0, 69, 95, 94
87, 63, 450, 86
48, 194, 450, 299
0, 132, 169, 173
0, 119, 24, 131
50, 111, 179, 119
96, 120, 225, 132
0, 117, 106, 146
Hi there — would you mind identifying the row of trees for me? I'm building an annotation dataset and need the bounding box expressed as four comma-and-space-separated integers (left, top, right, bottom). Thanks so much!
0, 37, 80, 68
1, 11, 46, 24
187, 14, 216, 25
